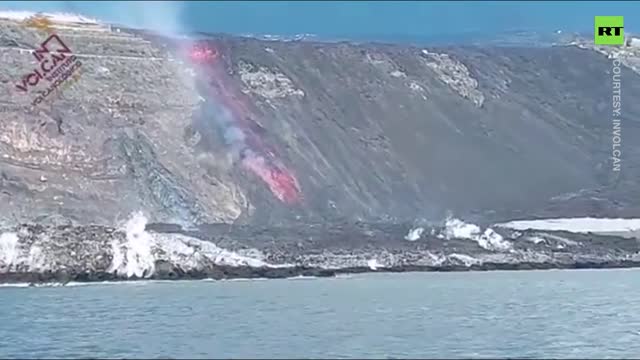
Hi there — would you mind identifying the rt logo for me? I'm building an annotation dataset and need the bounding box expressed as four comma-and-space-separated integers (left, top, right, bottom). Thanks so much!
595, 16, 624, 45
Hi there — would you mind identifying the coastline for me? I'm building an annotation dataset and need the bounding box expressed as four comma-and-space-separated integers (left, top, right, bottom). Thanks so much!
4, 260, 640, 286
2, 217, 640, 285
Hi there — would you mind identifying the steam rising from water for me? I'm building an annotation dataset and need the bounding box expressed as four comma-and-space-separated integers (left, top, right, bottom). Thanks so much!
108, 211, 278, 278
442, 217, 512, 252
0, 232, 19, 268
0, 212, 282, 278
109, 211, 156, 278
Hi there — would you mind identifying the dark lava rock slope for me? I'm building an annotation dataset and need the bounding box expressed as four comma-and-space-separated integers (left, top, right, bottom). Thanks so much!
1, 18, 639, 227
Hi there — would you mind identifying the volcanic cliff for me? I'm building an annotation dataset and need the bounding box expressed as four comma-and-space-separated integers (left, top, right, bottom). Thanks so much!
1, 15, 639, 228
2, 14, 640, 283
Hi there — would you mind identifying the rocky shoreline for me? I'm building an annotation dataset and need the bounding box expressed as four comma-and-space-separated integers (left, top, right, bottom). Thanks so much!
2, 14, 640, 286
4, 260, 640, 286
2, 215, 640, 285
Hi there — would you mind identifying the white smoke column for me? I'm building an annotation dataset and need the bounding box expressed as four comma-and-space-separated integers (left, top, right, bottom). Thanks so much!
404, 227, 424, 241
109, 211, 156, 278
105, 1, 186, 36
0, 231, 51, 273
367, 258, 381, 270
0, 232, 20, 270
108, 211, 287, 278
201, 96, 249, 157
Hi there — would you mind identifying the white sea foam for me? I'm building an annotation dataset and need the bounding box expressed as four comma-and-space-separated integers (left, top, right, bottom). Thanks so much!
222, 277, 270, 282
0, 282, 30, 288
443, 218, 512, 252
288, 275, 321, 281
496, 218, 640, 233
0, 280, 173, 288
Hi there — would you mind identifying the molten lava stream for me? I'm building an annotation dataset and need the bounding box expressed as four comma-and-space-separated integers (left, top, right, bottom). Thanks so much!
187, 41, 302, 204
242, 156, 301, 204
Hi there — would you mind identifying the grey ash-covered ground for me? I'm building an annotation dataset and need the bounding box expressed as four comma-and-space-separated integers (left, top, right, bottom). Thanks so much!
1, 16, 640, 283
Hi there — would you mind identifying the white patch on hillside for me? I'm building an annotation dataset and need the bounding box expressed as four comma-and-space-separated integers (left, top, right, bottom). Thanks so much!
0, 10, 99, 24
527, 236, 546, 244
496, 218, 640, 233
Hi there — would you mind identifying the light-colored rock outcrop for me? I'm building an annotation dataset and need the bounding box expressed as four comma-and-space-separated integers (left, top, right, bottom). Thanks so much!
420, 49, 484, 107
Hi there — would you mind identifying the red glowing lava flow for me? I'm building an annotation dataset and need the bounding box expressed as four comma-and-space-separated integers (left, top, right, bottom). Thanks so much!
187, 42, 302, 204
242, 156, 301, 204
187, 42, 279, 160
188, 44, 219, 63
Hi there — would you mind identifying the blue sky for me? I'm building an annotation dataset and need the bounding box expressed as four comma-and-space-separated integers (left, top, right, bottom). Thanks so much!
2, 1, 639, 39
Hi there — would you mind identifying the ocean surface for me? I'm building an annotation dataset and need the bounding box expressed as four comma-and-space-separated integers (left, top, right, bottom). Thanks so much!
2, 1, 639, 42
2, 269, 640, 359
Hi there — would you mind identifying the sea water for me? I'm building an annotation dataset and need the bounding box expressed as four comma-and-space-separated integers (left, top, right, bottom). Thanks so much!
2, 269, 640, 358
